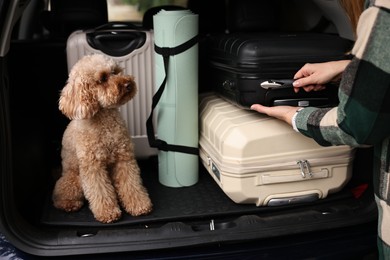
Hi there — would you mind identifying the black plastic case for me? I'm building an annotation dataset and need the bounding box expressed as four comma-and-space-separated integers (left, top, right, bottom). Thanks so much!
206, 32, 353, 108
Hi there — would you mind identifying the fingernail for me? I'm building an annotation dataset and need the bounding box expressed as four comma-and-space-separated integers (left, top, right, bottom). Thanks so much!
293, 81, 299, 87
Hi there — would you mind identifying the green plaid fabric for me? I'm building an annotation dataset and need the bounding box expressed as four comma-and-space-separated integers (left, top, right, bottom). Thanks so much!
295, 0, 390, 258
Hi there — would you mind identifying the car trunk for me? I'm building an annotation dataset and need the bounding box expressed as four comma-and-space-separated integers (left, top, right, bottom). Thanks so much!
0, 0, 379, 257
0, 42, 378, 255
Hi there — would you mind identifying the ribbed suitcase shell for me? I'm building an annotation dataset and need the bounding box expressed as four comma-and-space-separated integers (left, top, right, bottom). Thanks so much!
199, 93, 354, 206
66, 28, 156, 158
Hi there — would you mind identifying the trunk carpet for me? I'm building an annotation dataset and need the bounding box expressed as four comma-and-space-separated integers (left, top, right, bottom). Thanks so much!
41, 157, 354, 227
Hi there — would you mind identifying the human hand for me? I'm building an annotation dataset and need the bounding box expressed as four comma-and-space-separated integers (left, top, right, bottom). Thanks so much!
250, 104, 299, 126
292, 60, 350, 93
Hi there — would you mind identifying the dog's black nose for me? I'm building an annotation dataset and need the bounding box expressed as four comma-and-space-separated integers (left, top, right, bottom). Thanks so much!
125, 82, 132, 91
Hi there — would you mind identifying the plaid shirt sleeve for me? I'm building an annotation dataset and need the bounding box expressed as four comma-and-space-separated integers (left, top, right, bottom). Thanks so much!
295, 1, 390, 148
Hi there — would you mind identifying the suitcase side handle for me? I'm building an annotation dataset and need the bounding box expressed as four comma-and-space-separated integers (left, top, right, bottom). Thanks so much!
260, 79, 294, 89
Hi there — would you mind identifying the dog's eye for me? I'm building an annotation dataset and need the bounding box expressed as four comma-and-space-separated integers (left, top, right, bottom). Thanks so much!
112, 67, 122, 75
99, 72, 109, 83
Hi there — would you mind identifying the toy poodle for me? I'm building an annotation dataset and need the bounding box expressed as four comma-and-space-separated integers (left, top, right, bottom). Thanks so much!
52, 54, 152, 223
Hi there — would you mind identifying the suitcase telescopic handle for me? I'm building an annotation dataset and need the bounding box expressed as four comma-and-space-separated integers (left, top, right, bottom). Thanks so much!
87, 32, 146, 56
86, 24, 147, 57
92, 21, 141, 31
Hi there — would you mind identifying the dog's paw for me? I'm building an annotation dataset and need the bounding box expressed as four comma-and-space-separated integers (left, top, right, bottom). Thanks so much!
124, 195, 153, 217
129, 203, 153, 217
53, 199, 84, 212
93, 206, 122, 223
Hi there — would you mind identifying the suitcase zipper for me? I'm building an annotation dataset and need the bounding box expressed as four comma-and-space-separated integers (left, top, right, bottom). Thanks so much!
238, 155, 353, 174
200, 146, 353, 175
201, 148, 353, 186
297, 159, 313, 178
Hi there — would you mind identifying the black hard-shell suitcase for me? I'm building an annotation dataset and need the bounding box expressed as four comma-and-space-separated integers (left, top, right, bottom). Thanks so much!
206, 32, 354, 108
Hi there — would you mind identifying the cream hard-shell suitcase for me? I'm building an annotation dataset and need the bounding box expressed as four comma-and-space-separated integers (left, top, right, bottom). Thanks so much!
66, 23, 156, 158
199, 93, 354, 206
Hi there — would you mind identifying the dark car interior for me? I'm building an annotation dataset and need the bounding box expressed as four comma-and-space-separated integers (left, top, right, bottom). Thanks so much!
1, 0, 379, 257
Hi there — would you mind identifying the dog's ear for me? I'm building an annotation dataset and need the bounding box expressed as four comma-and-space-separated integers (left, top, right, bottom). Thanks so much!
59, 80, 99, 120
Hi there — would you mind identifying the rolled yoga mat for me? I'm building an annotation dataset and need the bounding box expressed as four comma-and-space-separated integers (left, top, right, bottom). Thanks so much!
153, 10, 199, 187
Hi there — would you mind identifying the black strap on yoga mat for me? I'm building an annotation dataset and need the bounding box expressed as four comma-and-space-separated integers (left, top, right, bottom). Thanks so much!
146, 35, 199, 155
